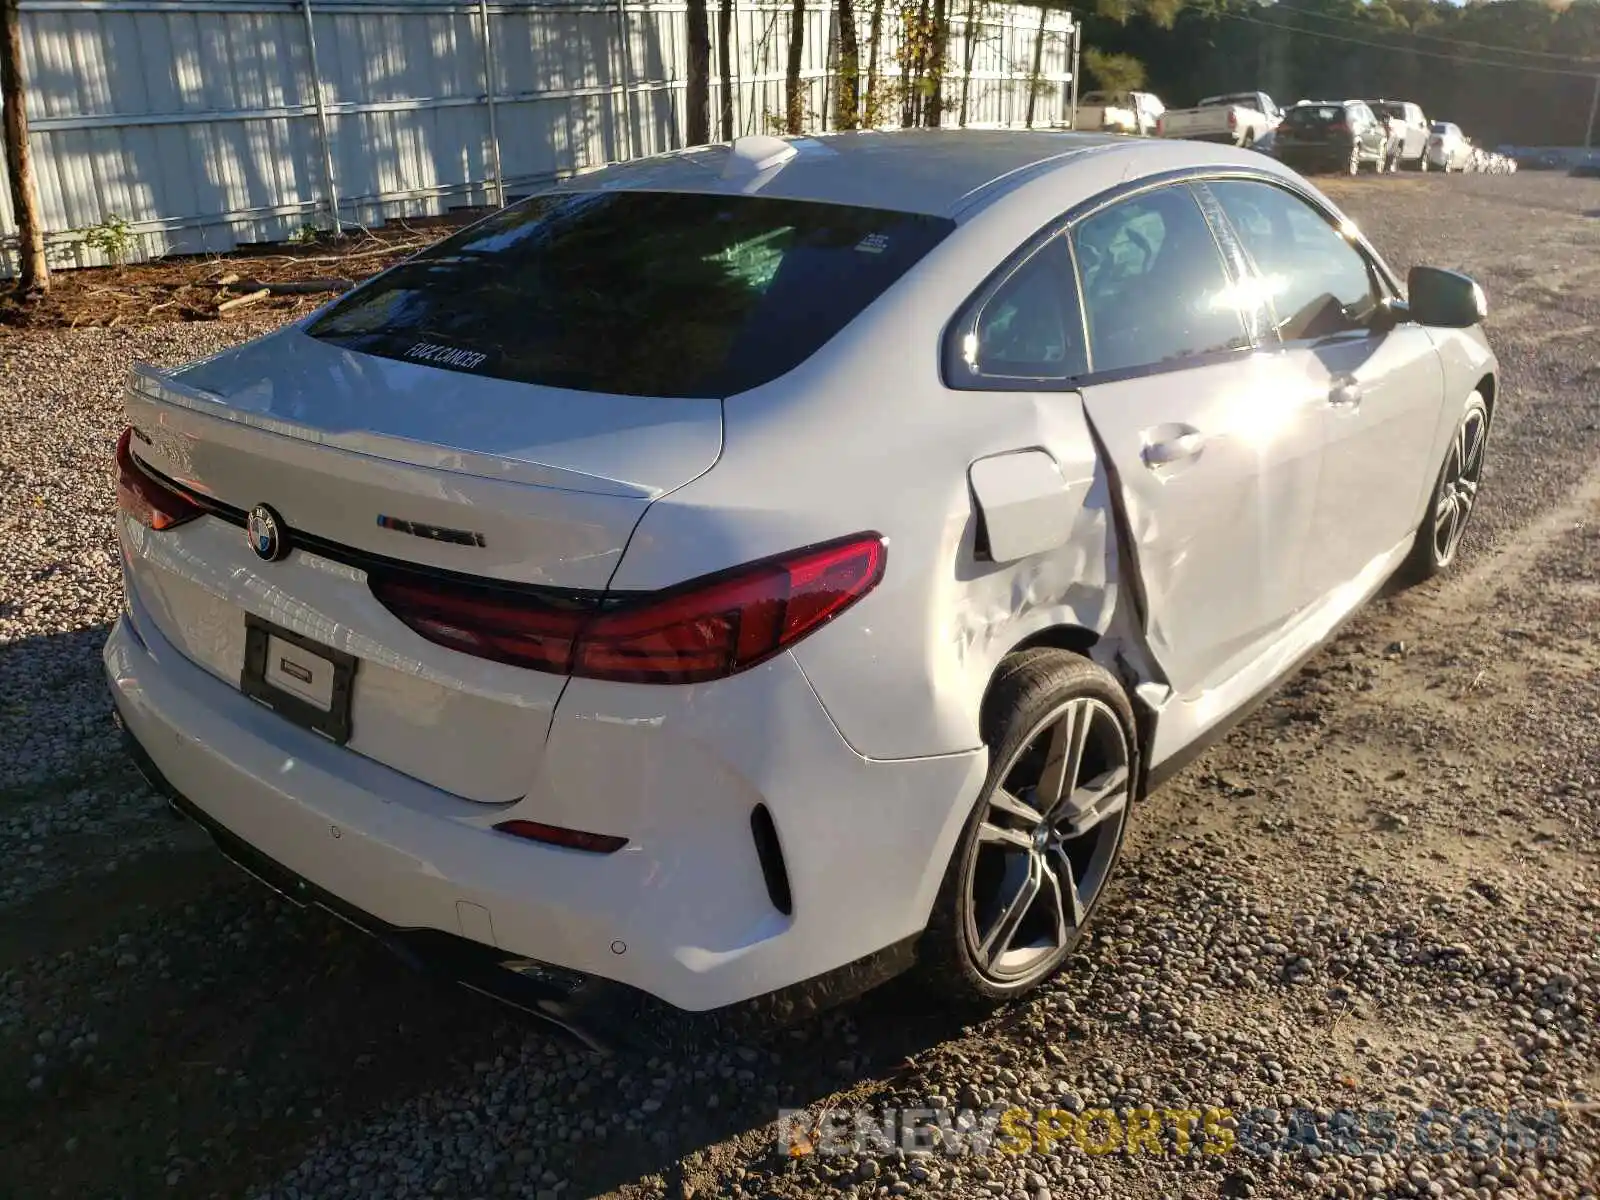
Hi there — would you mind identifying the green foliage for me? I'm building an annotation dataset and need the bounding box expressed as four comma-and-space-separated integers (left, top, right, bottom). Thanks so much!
80, 213, 135, 269
1084, 47, 1148, 90
289, 224, 322, 246
1089, 0, 1187, 28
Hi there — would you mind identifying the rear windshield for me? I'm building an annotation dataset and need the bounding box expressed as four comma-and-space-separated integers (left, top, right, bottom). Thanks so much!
1201, 93, 1260, 109
1372, 102, 1405, 120
307, 191, 953, 398
1284, 105, 1344, 126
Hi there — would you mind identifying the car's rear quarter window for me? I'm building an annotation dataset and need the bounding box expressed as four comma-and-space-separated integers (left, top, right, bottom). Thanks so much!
307, 191, 954, 399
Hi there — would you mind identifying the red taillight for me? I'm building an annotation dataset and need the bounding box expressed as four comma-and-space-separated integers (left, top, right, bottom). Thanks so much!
493, 819, 627, 854
365, 574, 585, 673
114, 427, 203, 531
369, 534, 887, 685
1227, 110, 1237, 129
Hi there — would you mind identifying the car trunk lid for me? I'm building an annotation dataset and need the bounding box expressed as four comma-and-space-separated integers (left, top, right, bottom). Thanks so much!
137, 329, 723, 587
118, 341, 722, 803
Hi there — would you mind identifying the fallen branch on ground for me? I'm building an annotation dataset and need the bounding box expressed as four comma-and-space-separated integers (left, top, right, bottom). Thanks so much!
216, 288, 270, 314
235, 277, 354, 296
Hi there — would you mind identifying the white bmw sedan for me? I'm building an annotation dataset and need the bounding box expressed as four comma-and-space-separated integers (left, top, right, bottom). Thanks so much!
106, 130, 1496, 1032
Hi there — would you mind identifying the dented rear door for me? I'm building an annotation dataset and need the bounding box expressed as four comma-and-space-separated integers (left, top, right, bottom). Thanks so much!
1076, 354, 1325, 699
1068, 182, 1325, 701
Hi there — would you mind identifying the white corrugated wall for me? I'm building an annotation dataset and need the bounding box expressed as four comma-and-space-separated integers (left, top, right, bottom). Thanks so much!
0, 0, 1076, 274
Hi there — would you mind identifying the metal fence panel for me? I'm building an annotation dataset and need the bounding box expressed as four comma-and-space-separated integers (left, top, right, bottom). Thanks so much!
0, 0, 1075, 274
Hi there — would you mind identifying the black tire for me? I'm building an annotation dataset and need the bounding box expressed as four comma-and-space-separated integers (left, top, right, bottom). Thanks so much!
1418, 154, 1429, 173
918, 650, 1139, 1005
1395, 392, 1490, 587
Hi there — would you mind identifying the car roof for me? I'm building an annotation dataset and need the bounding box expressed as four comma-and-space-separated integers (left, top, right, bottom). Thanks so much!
552, 130, 1129, 219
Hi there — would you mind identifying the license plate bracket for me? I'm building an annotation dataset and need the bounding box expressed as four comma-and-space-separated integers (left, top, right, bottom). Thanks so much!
241, 614, 357, 744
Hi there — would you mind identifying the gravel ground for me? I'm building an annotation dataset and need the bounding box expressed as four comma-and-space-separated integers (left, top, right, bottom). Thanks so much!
0, 170, 1597, 1200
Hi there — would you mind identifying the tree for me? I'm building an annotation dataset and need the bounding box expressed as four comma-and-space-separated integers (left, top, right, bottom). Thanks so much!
1, 0, 47, 292
864, 0, 888, 125
785, 0, 806, 133
1025, 4, 1047, 126
1083, 46, 1146, 91
718, 0, 735, 139
957, 0, 983, 127
836, 0, 862, 129
686, 0, 712, 144
929, 0, 952, 125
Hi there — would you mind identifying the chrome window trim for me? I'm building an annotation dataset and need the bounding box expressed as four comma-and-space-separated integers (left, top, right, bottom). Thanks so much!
944, 166, 1332, 392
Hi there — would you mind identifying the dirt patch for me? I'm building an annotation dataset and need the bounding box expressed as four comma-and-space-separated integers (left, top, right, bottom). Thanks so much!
0, 212, 482, 332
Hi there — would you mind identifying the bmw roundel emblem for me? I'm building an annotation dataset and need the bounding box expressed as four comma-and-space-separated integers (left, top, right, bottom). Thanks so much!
246, 504, 289, 562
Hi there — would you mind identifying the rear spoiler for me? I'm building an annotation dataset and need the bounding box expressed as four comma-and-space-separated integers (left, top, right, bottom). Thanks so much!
124, 360, 655, 498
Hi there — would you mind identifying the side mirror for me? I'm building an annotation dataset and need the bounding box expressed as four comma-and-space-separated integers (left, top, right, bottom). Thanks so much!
1407, 266, 1487, 328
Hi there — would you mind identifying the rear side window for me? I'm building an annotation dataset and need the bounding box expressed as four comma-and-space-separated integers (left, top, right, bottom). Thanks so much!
965, 238, 1087, 379
307, 191, 954, 399
1285, 106, 1343, 127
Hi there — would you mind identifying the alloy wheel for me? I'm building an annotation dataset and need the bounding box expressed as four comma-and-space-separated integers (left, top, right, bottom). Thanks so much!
962, 697, 1131, 985
1433, 406, 1488, 568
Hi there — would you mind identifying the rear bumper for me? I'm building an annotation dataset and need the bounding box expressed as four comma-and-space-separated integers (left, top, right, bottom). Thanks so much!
117, 725, 635, 1050
1276, 141, 1358, 166
105, 594, 984, 1016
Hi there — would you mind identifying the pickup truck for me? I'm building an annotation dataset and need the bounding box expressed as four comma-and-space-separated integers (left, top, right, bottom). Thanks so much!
1075, 90, 1165, 136
1157, 91, 1281, 148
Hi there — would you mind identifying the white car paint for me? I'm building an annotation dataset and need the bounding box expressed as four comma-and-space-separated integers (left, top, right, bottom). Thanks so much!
1076, 90, 1165, 136
1370, 100, 1429, 167
1158, 91, 1281, 147
105, 130, 1497, 1016
1428, 122, 1473, 172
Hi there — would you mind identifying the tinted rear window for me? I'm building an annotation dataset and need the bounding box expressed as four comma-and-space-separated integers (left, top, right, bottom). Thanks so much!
1285, 106, 1344, 126
307, 191, 953, 398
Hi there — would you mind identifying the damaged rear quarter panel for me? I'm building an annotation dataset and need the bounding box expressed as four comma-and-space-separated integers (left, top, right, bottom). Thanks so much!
788, 388, 1127, 762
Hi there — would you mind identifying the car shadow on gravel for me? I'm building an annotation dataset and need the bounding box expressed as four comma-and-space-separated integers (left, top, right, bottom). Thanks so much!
0, 623, 123, 800
4, 843, 990, 1200
1, 620, 985, 1199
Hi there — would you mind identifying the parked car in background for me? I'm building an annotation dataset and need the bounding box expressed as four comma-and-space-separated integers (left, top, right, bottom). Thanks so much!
105, 130, 1499, 1026
1368, 100, 1430, 170
1158, 91, 1281, 148
1273, 100, 1389, 175
1076, 90, 1165, 136
1427, 122, 1473, 172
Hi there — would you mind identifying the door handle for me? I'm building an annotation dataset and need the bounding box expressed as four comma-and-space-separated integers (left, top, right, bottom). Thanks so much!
1329, 379, 1363, 409
1142, 430, 1206, 468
